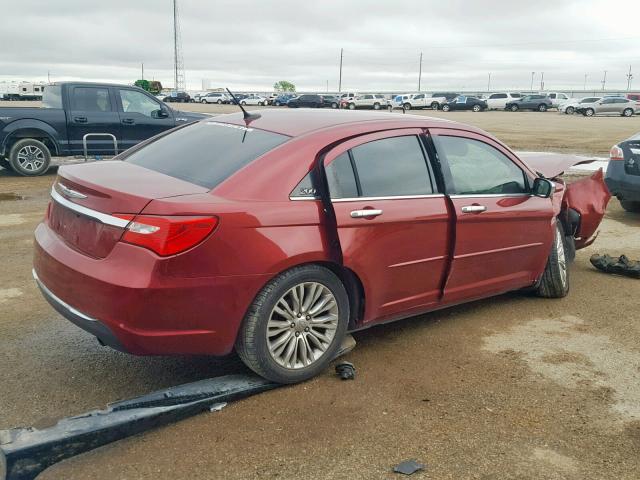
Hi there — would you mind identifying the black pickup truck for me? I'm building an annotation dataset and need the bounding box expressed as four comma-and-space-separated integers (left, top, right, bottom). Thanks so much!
0, 82, 206, 176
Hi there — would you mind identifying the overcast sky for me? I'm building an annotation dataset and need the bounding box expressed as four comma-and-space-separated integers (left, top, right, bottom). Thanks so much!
0, 0, 638, 93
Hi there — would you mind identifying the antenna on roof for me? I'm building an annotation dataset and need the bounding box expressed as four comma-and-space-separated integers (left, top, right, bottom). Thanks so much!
226, 88, 261, 124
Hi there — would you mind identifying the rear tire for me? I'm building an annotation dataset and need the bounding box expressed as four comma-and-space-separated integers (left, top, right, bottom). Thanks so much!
565, 106, 575, 114
8, 138, 51, 176
620, 199, 640, 212
201, 99, 207, 104
622, 108, 633, 117
510, 104, 519, 112
403, 103, 412, 110
431, 101, 439, 110
236, 265, 349, 384
441, 104, 451, 112
584, 108, 595, 117
275, 101, 281, 106
472, 104, 481, 112
373, 102, 380, 110
536, 223, 570, 298
538, 104, 548, 112
348, 103, 356, 110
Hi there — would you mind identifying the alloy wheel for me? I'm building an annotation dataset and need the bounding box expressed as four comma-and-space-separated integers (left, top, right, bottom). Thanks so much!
16, 145, 45, 172
266, 282, 339, 369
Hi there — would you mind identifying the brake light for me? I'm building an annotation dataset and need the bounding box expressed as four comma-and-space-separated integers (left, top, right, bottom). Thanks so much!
609, 145, 624, 161
114, 214, 218, 256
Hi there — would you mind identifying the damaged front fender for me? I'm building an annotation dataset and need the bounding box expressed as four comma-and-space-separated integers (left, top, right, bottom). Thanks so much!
562, 169, 611, 249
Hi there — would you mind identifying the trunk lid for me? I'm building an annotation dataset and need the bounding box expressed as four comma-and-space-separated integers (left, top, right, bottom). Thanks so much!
49, 161, 208, 258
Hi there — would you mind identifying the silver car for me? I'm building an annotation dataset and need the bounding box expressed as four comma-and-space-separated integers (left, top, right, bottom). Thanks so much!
575, 97, 636, 117
559, 96, 601, 115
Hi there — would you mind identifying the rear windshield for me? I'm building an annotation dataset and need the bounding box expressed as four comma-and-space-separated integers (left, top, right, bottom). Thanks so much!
42, 85, 63, 109
125, 121, 289, 189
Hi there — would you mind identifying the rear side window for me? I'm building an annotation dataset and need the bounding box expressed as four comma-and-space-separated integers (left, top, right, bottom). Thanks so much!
490, 93, 507, 99
126, 122, 289, 189
71, 87, 112, 112
350, 136, 434, 197
433, 136, 527, 195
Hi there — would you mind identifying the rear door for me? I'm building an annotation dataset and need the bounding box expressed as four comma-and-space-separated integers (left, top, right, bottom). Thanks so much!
430, 129, 554, 303
325, 129, 450, 324
66, 85, 121, 156
116, 87, 176, 151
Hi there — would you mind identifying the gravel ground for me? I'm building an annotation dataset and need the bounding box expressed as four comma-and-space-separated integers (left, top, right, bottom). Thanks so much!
0, 113, 639, 479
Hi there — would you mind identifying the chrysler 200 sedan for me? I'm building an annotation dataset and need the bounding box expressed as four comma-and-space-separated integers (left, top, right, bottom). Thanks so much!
33, 110, 610, 383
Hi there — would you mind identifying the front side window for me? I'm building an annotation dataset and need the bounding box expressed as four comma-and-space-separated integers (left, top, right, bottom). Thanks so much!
120, 90, 162, 117
350, 136, 434, 197
71, 87, 112, 112
433, 136, 527, 195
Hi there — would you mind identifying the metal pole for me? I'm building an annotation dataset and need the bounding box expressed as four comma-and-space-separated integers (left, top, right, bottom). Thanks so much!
173, 0, 178, 93
602, 70, 607, 91
540, 72, 544, 90
338, 48, 343, 93
47, 71, 50, 83
487, 72, 491, 92
141, 62, 144, 81
530, 72, 535, 92
418, 52, 423, 91
627, 65, 633, 90
583, 74, 587, 91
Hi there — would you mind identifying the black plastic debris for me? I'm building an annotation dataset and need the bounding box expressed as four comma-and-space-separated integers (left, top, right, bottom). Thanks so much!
393, 459, 425, 475
590, 254, 640, 279
0, 374, 279, 480
335, 361, 356, 380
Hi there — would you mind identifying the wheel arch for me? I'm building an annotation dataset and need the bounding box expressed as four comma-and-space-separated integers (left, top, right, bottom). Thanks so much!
2, 123, 60, 156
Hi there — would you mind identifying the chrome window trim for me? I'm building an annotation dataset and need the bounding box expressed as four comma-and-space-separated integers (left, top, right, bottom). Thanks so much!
32, 269, 97, 323
448, 193, 531, 198
332, 194, 445, 202
289, 196, 320, 201
50, 186, 130, 228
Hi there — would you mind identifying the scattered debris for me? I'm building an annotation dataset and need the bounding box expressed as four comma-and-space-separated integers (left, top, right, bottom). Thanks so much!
0, 374, 279, 480
393, 459, 426, 475
590, 254, 640, 279
334, 333, 356, 358
335, 361, 356, 380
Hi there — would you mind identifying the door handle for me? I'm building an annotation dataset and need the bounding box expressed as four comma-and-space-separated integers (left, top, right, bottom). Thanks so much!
73, 116, 87, 123
350, 209, 383, 218
461, 205, 487, 213
121, 118, 135, 125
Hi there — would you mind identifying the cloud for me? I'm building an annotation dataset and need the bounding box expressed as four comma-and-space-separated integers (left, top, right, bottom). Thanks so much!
0, 0, 638, 92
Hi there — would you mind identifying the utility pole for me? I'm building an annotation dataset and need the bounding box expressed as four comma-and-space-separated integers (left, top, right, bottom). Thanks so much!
141, 62, 144, 80
487, 72, 491, 92
530, 71, 535, 92
47, 71, 50, 83
326, 80, 329, 93
173, 0, 178, 93
540, 71, 544, 90
583, 73, 587, 91
601, 70, 607, 91
338, 48, 343, 93
418, 52, 423, 91
626, 65, 633, 91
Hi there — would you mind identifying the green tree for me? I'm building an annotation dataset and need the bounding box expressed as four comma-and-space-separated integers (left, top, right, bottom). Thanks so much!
273, 80, 296, 92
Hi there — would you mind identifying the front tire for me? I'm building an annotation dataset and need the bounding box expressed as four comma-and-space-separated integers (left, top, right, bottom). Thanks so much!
201, 99, 207, 104
275, 101, 281, 106
538, 104, 548, 112
348, 103, 356, 110
536, 223, 570, 298
472, 104, 481, 112
565, 106, 575, 114
403, 103, 412, 110
622, 108, 634, 117
9, 138, 51, 176
441, 104, 451, 112
620, 199, 640, 212
431, 101, 439, 110
584, 108, 595, 117
373, 102, 380, 110
510, 104, 519, 112
236, 265, 349, 384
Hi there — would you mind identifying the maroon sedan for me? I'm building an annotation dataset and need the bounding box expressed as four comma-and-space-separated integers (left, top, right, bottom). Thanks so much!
33, 110, 609, 383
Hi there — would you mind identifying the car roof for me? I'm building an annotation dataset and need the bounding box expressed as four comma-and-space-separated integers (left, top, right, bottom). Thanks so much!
207, 108, 475, 137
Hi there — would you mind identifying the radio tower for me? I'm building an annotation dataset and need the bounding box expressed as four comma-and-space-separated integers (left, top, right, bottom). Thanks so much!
172, 0, 185, 93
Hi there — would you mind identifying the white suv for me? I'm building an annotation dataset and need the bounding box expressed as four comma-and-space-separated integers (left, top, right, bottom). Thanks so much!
486, 92, 522, 110
345, 94, 387, 110
201, 92, 229, 104
546, 92, 571, 108
390, 93, 452, 110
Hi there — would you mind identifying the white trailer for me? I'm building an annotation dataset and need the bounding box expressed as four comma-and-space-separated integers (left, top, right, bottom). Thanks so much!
0, 81, 46, 100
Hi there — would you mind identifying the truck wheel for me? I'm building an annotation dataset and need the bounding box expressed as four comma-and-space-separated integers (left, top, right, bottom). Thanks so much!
236, 264, 349, 384
536, 222, 570, 298
620, 200, 640, 212
403, 103, 412, 110
538, 104, 548, 112
8, 139, 51, 176
431, 101, 439, 110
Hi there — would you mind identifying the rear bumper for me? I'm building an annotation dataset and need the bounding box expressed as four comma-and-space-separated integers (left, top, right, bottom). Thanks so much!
33, 222, 272, 356
605, 161, 640, 202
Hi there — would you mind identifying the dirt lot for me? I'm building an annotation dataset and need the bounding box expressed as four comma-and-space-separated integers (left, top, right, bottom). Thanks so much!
1, 110, 639, 479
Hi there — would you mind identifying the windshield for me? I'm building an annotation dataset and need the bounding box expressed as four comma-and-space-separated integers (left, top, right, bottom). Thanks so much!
125, 121, 290, 189
41, 85, 63, 109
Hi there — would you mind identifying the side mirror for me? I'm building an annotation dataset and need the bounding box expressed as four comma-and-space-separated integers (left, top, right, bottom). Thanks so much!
153, 108, 169, 119
532, 177, 554, 198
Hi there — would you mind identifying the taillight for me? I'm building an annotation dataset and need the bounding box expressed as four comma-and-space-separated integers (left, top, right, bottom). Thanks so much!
609, 145, 624, 161
114, 215, 218, 256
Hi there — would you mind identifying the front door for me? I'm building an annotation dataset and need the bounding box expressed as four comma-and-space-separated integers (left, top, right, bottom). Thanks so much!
326, 129, 450, 324
430, 129, 554, 304
66, 85, 121, 156
116, 88, 176, 151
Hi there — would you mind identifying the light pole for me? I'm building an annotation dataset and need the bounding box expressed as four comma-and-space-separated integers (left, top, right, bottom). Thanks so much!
627, 65, 633, 91
601, 70, 607, 91
583, 73, 587, 91
417, 52, 423, 92
487, 72, 491, 92
540, 72, 544, 91
530, 71, 535, 92
338, 48, 343, 93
